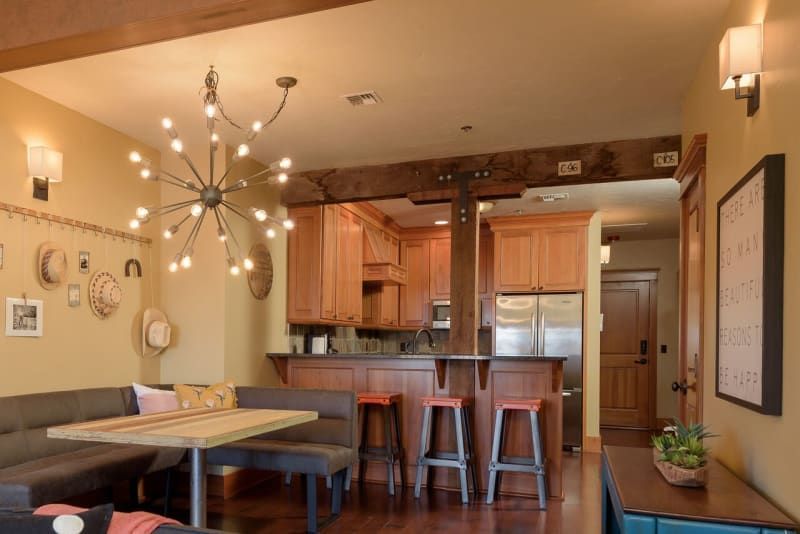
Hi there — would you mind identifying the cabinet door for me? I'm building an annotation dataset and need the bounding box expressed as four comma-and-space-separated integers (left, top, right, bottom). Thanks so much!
494, 230, 538, 292
429, 237, 451, 300
538, 226, 586, 291
347, 211, 363, 322
399, 239, 430, 327
478, 232, 493, 298
320, 204, 339, 320
287, 207, 322, 322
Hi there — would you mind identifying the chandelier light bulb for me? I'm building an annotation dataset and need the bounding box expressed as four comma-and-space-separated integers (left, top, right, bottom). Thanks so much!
170, 138, 183, 153
190, 204, 203, 217
217, 227, 227, 242
129, 151, 142, 163
277, 172, 289, 184
129, 219, 141, 230
227, 257, 240, 276
266, 227, 276, 239
205, 103, 216, 118
135, 207, 149, 219
181, 254, 192, 269
163, 229, 173, 239
237, 144, 250, 158
251, 208, 267, 222
279, 157, 292, 169
210, 132, 220, 146
251, 120, 263, 132
139, 168, 151, 179
168, 261, 179, 273
283, 219, 295, 230
243, 257, 254, 271
161, 117, 173, 130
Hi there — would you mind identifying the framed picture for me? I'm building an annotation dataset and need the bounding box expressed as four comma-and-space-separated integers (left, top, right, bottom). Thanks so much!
5, 298, 44, 337
716, 154, 784, 415
78, 251, 90, 274
68, 284, 80, 307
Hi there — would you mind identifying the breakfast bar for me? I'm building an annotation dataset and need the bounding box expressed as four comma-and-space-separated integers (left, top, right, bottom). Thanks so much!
267, 353, 565, 500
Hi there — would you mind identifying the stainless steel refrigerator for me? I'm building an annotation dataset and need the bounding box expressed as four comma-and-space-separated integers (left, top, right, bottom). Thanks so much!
495, 293, 583, 450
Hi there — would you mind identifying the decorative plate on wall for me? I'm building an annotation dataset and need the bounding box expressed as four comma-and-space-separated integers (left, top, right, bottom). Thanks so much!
247, 243, 273, 300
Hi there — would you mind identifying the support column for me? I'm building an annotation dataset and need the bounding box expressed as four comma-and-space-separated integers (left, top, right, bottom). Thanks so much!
449, 194, 479, 355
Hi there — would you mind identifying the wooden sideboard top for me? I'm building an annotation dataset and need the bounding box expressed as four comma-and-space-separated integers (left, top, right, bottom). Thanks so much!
267, 352, 567, 361
603, 445, 797, 530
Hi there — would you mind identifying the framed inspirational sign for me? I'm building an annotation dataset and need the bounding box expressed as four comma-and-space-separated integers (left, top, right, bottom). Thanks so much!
716, 154, 784, 415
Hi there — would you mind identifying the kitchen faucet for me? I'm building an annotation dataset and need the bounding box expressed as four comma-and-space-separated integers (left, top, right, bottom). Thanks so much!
411, 328, 436, 354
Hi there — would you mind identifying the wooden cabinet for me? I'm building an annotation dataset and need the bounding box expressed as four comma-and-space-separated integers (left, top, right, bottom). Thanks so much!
362, 225, 400, 328
489, 213, 590, 293
478, 232, 494, 329
287, 205, 363, 325
429, 237, 451, 300
399, 239, 430, 327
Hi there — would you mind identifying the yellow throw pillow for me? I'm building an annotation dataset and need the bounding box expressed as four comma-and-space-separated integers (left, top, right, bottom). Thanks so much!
174, 381, 238, 409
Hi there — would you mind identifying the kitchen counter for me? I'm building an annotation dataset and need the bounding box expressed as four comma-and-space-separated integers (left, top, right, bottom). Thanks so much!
267, 352, 568, 361
266, 352, 564, 501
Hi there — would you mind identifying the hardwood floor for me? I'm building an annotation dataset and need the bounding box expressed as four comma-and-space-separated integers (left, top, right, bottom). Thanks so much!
161, 452, 602, 533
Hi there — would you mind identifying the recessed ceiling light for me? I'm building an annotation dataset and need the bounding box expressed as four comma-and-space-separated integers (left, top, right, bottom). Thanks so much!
479, 201, 496, 213
434, 220, 449, 225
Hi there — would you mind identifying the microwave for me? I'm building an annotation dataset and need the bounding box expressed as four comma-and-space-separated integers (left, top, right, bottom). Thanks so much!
431, 300, 451, 329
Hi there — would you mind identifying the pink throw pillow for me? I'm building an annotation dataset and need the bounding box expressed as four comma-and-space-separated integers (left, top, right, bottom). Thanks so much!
132, 383, 179, 414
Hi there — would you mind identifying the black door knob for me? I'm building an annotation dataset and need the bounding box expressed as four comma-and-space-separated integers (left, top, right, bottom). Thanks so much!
671, 381, 689, 394
634, 358, 648, 365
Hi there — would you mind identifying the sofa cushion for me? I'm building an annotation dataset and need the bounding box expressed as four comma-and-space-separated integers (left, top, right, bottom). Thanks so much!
207, 439, 355, 476
0, 444, 185, 507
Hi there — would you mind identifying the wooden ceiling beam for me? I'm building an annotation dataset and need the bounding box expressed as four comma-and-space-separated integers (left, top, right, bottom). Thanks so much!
282, 135, 681, 206
0, 0, 370, 73
407, 184, 526, 205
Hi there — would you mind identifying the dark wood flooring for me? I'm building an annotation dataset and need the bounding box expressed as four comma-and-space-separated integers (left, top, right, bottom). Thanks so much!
163, 452, 603, 533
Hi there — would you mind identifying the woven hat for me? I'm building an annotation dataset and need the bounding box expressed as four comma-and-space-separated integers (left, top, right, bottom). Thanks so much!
38, 242, 67, 290
141, 308, 171, 358
89, 271, 122, 319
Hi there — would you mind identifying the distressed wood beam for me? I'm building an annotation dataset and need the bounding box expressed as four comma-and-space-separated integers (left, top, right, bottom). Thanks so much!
282, 135, 681, 206
448, 194, 480, 355
0, 0, 370, 72
407, 183, 526, 205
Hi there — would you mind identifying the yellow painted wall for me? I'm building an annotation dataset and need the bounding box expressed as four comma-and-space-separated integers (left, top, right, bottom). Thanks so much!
584, 212, 601, 442
222, 148, 288, 386
602, 238, 680, 420
0, 77, 161, 394
682, 0, 800, 519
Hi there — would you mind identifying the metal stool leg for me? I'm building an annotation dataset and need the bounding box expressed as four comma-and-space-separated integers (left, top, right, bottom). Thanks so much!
414, 405, 432, 498
382, 404, 396, 496
284, 472, 293, 486
427, 406, 438, 489
453, 406, 469, 504
486, 408, 504, 504
392, 403, 407, 489
358, 404, 370, 484
462, 407, 478, 497
530, 410, 547, 510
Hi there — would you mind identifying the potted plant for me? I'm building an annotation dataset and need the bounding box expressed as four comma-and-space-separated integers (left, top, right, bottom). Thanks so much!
651, 418, 716, 487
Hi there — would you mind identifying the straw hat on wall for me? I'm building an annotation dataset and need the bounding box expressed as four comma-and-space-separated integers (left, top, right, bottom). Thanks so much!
89, 271, 122, 319
38, 242, 67, 290
141, 308, 172, 357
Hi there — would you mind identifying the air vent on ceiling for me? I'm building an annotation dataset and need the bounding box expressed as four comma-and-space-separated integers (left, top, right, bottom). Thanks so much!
342, 91, 383, 106
538, 192, 569, 202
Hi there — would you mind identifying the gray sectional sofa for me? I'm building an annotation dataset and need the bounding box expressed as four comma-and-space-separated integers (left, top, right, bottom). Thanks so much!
0, 385, 357, 533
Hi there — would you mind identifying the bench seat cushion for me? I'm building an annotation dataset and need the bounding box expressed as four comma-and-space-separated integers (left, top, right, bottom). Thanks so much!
0, 444, 185, 507
207, 439, 355, 477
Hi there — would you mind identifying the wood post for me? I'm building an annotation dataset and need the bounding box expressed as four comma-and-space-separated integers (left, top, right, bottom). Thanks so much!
448, 194, 479, 355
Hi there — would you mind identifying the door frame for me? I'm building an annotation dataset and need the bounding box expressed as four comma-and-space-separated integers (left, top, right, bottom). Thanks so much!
674, 134, 707, 423
600, 269, 659, 430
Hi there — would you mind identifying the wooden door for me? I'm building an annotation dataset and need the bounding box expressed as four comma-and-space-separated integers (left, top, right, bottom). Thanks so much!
429, 237, 451, 300
286, 206, 322, 323
600, 274, 656, 429
321, 204, 339, 320
494, 230, 537, 292
346, 210, 363, 322
538, 226, 586, 291
399, 239, 430, 327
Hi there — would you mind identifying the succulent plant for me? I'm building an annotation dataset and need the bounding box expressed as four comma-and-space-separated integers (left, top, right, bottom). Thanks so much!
651, 418, 717, 470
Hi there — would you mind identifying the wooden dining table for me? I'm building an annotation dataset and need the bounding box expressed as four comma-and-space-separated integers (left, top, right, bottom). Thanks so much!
48, 407, 318, 527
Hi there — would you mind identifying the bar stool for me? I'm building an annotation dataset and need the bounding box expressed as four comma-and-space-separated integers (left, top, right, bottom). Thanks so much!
357, 392, 406, 496
486, 398, 547, 509
413, 396, 478, 504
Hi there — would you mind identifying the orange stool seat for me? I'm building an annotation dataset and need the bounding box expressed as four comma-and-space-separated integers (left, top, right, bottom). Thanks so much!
494, 398, 542, 412
358, 392, 402, 405
420, 396, 470, 408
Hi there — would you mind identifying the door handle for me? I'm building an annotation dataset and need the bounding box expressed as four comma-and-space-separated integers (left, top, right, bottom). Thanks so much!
634, 358, 648, 365
531, 313, 537, 356
539, 313, 546, 356
640, 340, 648, 355
671, 380, 689, 394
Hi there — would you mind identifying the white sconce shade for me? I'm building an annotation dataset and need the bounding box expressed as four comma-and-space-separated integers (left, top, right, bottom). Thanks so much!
600, 245, 611, 265
719, 24, 762, 90
28, 146, 63, 183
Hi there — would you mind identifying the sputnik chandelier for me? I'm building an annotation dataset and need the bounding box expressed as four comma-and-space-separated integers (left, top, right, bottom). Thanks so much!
127, 66, 297, 275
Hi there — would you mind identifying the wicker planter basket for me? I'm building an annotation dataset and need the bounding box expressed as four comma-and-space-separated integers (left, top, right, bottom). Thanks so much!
652, 448, 708, 488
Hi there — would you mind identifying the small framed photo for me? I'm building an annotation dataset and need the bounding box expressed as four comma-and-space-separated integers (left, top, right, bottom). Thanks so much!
68, 284, 81, 307
5, 298, 43, 337
78, 251, 90, 274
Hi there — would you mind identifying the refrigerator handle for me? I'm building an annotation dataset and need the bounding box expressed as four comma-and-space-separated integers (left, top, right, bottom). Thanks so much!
531, 313, 537, 356
539, 313, 546, 356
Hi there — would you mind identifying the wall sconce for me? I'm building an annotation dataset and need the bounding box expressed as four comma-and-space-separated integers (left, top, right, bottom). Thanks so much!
28, 146, 63, 201
600, 245, 611, 265
719, 23, 763, 117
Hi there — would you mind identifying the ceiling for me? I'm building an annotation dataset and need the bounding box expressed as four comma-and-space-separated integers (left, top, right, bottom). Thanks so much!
369, 178, 681, 240
2, 0, 728, 174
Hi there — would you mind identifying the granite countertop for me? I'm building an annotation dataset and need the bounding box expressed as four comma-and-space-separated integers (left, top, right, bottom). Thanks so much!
266, 352, 567, 361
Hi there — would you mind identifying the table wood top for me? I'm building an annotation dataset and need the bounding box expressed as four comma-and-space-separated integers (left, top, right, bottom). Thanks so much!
603, 446, 797, 529
48, 408, 318, 449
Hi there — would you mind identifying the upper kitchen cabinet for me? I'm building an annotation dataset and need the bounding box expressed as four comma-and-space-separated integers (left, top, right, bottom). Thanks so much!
399, 238, 430, 327
429, 237, 451, 300
287, 204, 363, 325
488, 212, 592, 293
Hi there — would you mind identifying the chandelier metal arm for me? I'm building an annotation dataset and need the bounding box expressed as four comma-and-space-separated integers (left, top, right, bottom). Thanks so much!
217, 207, 244, 259
178, 207, 205, 257
152, 199, 195, 213
188, 208, 207, 251
220, 168, 273, 194
160, 169, 200, 191
220, 200, 250, 223
180, 154, 208, 188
